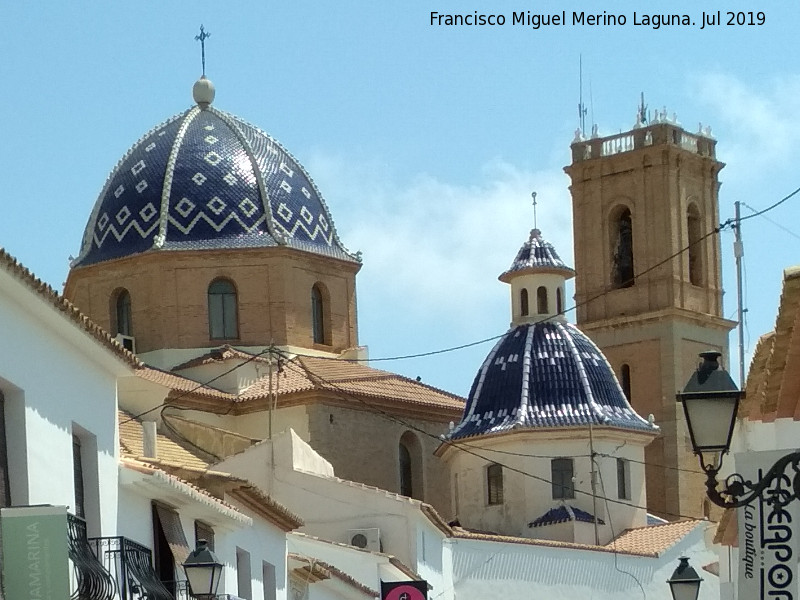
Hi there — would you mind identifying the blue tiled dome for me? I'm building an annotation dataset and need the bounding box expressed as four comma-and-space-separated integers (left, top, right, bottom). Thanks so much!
499, 228, 574, 282
448, 321, 656, 440
73, 85, 356, 267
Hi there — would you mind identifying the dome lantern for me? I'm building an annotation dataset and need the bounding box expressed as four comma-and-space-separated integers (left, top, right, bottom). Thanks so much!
499, 228, 575, 326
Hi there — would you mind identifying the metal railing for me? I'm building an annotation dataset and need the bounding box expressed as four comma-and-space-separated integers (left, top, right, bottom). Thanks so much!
68, 514, 116, 600
88, 536, 178, 600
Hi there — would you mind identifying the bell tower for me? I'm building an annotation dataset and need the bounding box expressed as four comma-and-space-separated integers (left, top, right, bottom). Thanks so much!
564, 114, 736, 520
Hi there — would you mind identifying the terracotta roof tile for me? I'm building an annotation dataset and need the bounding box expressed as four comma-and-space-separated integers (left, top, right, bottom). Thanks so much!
288, 553, 379, 598
172, 345, 272, 371
118, 410, 212, 470
156, 349, 465, 417
0, 247, 140, 368
605, 519, 703, 556
451, 519, 702, 557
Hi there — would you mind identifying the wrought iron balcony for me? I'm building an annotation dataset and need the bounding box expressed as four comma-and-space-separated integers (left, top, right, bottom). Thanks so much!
68, 513, 116, 600
88, 535, 187, 600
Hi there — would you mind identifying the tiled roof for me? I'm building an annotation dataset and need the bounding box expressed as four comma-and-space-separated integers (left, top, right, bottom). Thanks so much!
448, 322, 657, 439
171, 345, 272, 371
605, 520, 703, 556
153, 349, 465, 417
118, 410, 212, 470
0, 247, 140, 368
121, 458, 248, 522
738, 266, 800, 422
451, 519, 702, 556
499, 229, 574, 282
288, 553, 379, 598
529, 505, 604, 527
119, 412, 302, 531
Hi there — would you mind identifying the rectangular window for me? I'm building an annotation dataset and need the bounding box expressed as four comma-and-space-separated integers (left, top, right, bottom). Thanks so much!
72, 435, 85, 519
617, 458, 631, 500
0, 392, 11, 508
487, 463, 503, 505
237, 547, 252, 600
194, 520, 215, 551
263, 561, 276, 600
551, 458, 575, 499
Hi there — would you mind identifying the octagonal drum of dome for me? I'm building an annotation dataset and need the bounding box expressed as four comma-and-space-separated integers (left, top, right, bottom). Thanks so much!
73, 85, 355, 268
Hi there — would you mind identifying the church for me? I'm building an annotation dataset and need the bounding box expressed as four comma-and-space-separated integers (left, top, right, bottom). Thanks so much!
0, 72, 726, 599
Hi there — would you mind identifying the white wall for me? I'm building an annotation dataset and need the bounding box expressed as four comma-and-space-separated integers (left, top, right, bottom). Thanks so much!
0, 268, 128, 536
444, 429, 649, 544
447, 524, 718, 600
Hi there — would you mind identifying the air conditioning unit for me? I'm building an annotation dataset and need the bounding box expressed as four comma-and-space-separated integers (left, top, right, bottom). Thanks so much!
347, 528, 381, 552
115, 334, 136, 353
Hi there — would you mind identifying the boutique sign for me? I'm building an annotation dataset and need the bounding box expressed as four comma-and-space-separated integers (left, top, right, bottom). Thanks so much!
737, 450, 800, 599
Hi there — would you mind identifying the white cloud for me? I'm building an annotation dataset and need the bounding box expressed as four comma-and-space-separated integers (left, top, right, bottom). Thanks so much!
692, 72, 800, 183
308, 153, 574, 328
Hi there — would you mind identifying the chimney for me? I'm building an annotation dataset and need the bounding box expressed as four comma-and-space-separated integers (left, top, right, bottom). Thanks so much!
142, 421, 158, 459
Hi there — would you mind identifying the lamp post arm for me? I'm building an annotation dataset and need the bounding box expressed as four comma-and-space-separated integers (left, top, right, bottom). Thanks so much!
702, 451, 800, 509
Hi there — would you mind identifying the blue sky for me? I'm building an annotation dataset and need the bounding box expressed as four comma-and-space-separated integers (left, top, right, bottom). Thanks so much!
0, 2, 795, 395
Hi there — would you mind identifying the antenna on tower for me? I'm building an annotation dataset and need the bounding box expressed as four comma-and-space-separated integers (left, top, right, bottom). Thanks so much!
638, 92, 648, 125
531, 191, 538, 230
578, 55, 588, 134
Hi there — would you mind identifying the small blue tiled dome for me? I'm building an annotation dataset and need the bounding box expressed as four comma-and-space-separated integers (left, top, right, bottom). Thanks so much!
499, 228, 575, 282
73, 80, 356, 268
448, 321, 656, 440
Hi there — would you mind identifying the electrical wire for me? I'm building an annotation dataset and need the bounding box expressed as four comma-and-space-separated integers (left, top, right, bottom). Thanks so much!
275, 348, 710, 522
118, 345, 275, 425
596, 467, 647, 600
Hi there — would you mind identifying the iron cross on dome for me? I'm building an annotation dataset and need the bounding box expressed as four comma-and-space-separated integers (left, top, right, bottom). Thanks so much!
195, 25, 211, 76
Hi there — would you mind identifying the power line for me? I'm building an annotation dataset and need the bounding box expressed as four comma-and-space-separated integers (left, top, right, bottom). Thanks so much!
275, 348, 708, 522
119, 345, 275, 425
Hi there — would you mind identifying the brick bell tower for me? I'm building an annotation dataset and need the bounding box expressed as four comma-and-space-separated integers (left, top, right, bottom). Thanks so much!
563, 112, 736, 520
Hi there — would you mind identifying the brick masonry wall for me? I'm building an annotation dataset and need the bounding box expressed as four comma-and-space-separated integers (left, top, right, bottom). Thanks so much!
64, 247, 359, 354
306, 403, 453, 519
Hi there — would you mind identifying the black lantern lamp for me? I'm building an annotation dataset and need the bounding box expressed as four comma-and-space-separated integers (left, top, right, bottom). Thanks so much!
667, 557, 702, 600
677, 351, 742, 463
183, 540, 223, 599
678, 351, 800, 509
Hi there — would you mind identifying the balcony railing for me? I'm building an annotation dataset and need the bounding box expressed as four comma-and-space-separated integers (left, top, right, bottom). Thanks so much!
88, 536, 180, 600
68, 514, 117, 600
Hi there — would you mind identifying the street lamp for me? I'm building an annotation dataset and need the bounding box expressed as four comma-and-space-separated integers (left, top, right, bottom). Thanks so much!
667, 557, 702, 600
677, 351, 800, 509
182, 539, 223, 599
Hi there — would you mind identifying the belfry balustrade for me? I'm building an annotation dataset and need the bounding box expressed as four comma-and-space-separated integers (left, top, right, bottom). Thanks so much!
676, 351, 800, 508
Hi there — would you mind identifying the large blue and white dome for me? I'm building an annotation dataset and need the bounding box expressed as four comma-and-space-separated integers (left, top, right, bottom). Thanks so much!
73, 78, 356, 267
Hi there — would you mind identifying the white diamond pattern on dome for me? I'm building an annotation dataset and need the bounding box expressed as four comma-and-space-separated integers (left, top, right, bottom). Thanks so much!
175, 198, 196, 218
204, 151, 222, 166
140, 203, 157, 222
74, 105, 355, 267
207, 197, 226, 215
116, 206, 131, 225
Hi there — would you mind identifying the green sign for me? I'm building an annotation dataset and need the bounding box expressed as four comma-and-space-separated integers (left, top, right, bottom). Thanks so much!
1, 505, 70, 600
